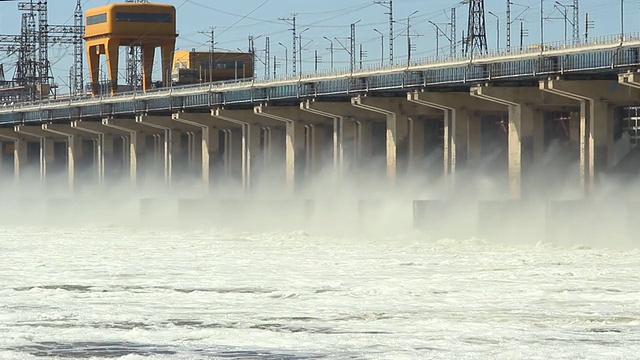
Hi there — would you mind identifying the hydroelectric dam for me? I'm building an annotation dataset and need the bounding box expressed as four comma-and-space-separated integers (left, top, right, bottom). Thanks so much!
1, 1, 640, 244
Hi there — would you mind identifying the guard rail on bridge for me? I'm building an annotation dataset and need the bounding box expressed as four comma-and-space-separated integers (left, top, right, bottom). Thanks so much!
1, 33, 640, 125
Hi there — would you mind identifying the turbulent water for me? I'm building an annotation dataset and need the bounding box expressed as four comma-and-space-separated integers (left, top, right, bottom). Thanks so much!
1, 224, 639, 359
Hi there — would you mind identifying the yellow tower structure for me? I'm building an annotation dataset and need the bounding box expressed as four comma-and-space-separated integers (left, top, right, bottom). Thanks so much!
84, 2, 177, 95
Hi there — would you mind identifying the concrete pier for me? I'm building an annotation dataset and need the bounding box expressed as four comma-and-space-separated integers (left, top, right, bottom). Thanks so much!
255, 104, 329, 193
102, 117, 163, 188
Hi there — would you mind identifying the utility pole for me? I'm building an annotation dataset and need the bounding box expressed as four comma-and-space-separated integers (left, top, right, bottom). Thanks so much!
374, 0, 394, 64
265, 37, 270, 80
553, 2, 569, 43
359, 43, 367, 69
315, 50, 322, 72
506, 0, 511, 51
540, 0, 544, 48
450, 7, 457, 55
279, 14, 297, 75
572, 0, 579, 43
584, 12, 594, 42
520, 20, 529, 50
198, 27, 215, 82
407, 10, 418, 64
273, 55, 277, 78
350, 20, 361, 73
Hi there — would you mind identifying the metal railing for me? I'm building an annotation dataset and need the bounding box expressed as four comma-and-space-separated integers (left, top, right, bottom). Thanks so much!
2, 32, 640, 124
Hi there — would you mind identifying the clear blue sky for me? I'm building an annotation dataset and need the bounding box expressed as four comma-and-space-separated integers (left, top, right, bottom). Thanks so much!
0, 0, 631, 91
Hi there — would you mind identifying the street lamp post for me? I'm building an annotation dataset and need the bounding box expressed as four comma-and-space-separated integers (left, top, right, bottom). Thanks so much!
299, 27, 310, 74
323, 36, 334, 68
407, 10, 419, 65
621, 0, 624, 41
487, 11, 500, 49
427, 21, 441, 60
373, 28, 384, 66
278, 42, 288, 74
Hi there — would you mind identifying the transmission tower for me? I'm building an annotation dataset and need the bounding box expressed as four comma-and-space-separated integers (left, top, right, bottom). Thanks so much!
464, 0, 488, 55
72, 0, 83, 95
0, 0, 84, 100
124, 0, 148, 90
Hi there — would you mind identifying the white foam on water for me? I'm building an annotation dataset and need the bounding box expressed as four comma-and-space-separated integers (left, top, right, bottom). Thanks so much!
1, 225, 639, 359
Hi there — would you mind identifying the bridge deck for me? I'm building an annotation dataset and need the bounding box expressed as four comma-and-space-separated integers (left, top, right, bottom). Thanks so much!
2, 33, 640, 125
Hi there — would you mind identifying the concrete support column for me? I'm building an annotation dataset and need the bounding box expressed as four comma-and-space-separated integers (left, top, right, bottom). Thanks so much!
0, 128, 34, 183
102, 118, 161, 188
285, 121, 305, 190
137, 115, 200, 187
42, 124, 93, 193
255, 104, 327, 193
172, 112, 226, 191
542, 79, 636, 194
302, 100, 380, 180
443, 109, 471, 176
14, 138, 26, 182
13, 126, 64, 184
72, 120, 128, 185
212, 109, 273, 192
352, 96, 408, 185
408, 92, 487, 178
471, 86, 548, 199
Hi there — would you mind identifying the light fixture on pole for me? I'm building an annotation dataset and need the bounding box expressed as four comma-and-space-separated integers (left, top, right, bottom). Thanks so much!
298, 27, 310, 74
323, 36, 334, 68
620, 0, 624, 41
373, 28, 384, 66
487, 11, 500, 49
427, 20, 442, 60
278, 42, 288, 74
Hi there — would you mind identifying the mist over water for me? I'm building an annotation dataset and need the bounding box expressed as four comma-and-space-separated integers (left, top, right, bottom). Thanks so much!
1, 139, 639, 359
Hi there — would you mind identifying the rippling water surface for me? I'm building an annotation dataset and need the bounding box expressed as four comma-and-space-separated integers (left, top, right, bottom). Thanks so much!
1, 225, 639, 359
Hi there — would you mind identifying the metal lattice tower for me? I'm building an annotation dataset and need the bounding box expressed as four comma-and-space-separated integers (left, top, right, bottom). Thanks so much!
572, 0, 579, 43
18, 0, 50, 97
450, 7, 457, 55
350, 23, 356, 73
125, 0, 148, 90
506, 0, 511, 51
465, 0, 488, 55
374, 1, 394, 64
265, 37, 270, 80
0, 0, 83, 100
72, 0, 84, 95
279, 14, 297, 75
15, 11, 38, 93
